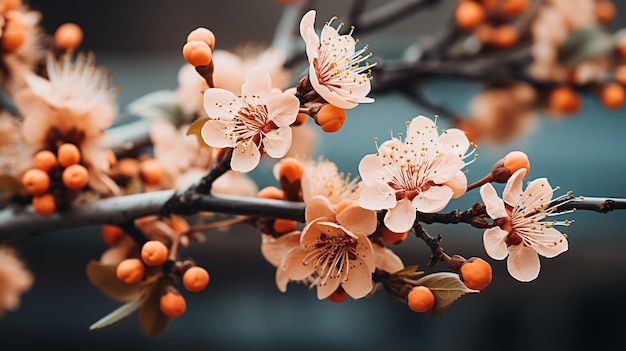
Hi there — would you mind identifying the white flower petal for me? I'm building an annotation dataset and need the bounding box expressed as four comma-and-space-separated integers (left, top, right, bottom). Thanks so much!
373, 245, 404, 273
413, 185, 453, 213
281, 247, 315, 281
201, 119, 236, 148
529, 227, 568, 258
263, 127, 292, 158
275, 266, 290, 292
483, 227, 509, 260
358, 183, 396, 211
439, 128, 470, 157
203, 88, 237, 118
358, 154, 388, 185
304, 196, 335, 223
261, 232, 301, 267
507, 244, 541, 282
384, 198, 416, 233
308, 64, 359, 109
242, 66, 272, 100
316, 272, 342, 300
503, 169, 526, 206
520, 177, 553, 211
267, 94, 299, 127
444, 170, 468, 199
231, 141, 261, 172
480, 183, 508, 219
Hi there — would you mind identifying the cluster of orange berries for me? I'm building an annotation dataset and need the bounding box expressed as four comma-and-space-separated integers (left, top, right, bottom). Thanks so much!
455, 0, 529, 49
21, 143, 89, 216
109, 155, 165, 192
114, 238, 210, 318
405, 257, 492, 313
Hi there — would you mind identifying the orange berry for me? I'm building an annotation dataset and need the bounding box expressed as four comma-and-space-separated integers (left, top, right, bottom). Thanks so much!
501, 0, 529, 18
115, 258, 144, 284
169, 215, 190, 234
33, 150, 58, 172
276, 157, 304, 184
182, 266, 210, 293
475, 24, 494, 45
596, 0, 615, 23
600, 82, 626, 110
182, 40, 213, 67
455, 1, 485, 30
186, 27, 215, 50
549, 86, 581, 115
492, 25, 518, 48
2, 27, 25, 52
140, 158, 163, 186
141, 240, 169, 267
257, 186, 284, 200
32, 193, 56, 216
315, 104, 346, 132
117, 158, 139, 178
160, 291, 186, 318
615, 65, 626, 86
57, 143, 81, 167
326, 289, 348, 303
22, 168, 50, 195
62, 164, 89, 190
503, 150, 530, 176
294, 112, 309, 126
407, 286, 436, 313
460, 257, 492, 291
101, 225, 125, 246
54, 22, 83, 50
273, 218, 298, 234
380, 227, 408, 245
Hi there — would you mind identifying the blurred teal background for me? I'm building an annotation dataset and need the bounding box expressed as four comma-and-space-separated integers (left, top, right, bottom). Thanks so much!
2, 1, 626, 350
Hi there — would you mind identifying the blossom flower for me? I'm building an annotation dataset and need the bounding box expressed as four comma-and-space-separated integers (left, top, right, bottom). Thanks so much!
13, 53, 119, 195
299, 9, 374, 109
278, 195, 377, 299
0, 246, 34, 317
358, 115, 473, 233
480, 169, 569, 282
150, 119, 257, 195
300, 157, 361, 204
201, 66, 299, 172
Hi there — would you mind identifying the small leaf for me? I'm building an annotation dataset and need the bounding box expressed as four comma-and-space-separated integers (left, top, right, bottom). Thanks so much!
185, 116, 212, 149
86, 260, 141, 302
557, 27, 615, 69
127, 90, 186, 127
415, 272, 478, 317
89, 298, 144, 331
139, 276, 170, 337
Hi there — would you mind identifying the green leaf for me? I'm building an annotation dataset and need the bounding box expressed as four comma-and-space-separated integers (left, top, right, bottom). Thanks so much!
557, 27, 615, 69
185, 116, 212, 149
126, 90, 185, 127
89, 298, 144, 331
86, 260, 141, 302
139, 276, 170, 337
415, 272, 477, 317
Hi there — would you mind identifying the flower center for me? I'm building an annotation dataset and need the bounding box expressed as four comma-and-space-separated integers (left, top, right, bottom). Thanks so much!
233, 101, 273, 144
303, 230, 359, 286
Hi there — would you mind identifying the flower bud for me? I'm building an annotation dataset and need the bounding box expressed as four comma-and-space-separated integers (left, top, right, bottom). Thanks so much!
160, 290, 186, 318
139, 158, 164, 186
57, 143, 81, 167
407, 286, 435, 312
183, 266, 210, 293
455, 1, 485, 30
62, 164, 89, 190
256, 186, 284, 200
34, 150, 58, 172
186, 27, 215, 50
116, 258, 144, 284
32, 193, 56, 216
491, 151, 529, 183
101, 225, 125, 246
459, 257, 492, 291
182, 40, 213, 67
22, 169, 51, 195
380, 227, 408, 245
141, 240, 169, 267
313, 104, 346, 133
54, 23, 83, 50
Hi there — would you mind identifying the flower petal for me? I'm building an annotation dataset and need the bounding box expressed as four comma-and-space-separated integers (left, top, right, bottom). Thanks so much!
384, 198, 416, 233
230, 141, 261, 172
263, 126, 292, 159
528, 227, 568, 258
373, 244, 404, 273
304, 195, 335, 223
341, 257, 374, 299
242, 66, 272, 100
483, 227, 509, 260
275, 265, 290, 292
413, 185, 454, 213
444, 170, 467, 199
336, 204, 377, 236
316, 272, 342, 300
358, 183, 396, 211
519, 177, 553, 212
439, 128, 470, 158
299, 10, 319, 61
261, 232, 301, 267
201, 119, 236, 148
267, 93, 299, 127
203, 88, 237, 118
308, 65, 358, 109
480, 183, 508, 219
503, 168, 526, 206
358, 154, 389, 185
281, 247, 315, 281
507, 244, 541, 282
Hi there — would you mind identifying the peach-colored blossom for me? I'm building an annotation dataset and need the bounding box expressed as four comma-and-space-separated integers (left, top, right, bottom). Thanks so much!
278, 195, 377, 299
201, 66, 299, 172
13, 53, 119, 195
480, 169, 569, 282
0, 246, 34, 317
300, 157, 361, 204
300, 10, 374, 109
358, 115, 472, 233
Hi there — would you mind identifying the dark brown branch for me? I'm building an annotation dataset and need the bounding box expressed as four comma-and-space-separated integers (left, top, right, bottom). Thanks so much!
413, 222, 448, 267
